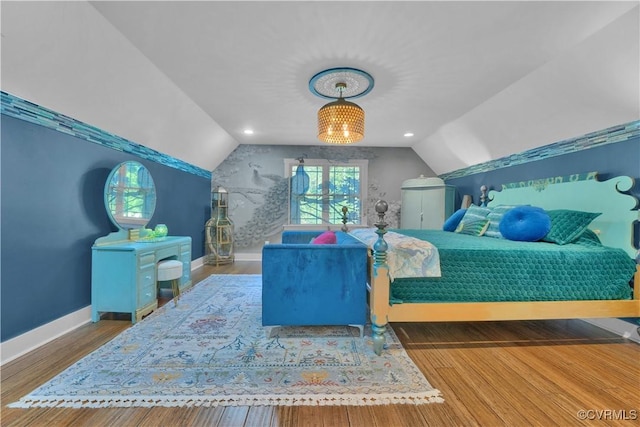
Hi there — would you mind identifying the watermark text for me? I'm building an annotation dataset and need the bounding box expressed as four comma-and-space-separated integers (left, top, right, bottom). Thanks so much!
577, 409, 637, 421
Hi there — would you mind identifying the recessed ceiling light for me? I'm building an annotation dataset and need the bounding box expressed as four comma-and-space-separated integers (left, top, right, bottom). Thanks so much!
243, 129, 254, 135
404, 132, 414, 137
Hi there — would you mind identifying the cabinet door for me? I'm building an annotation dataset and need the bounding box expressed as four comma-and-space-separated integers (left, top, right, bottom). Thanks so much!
92, 250, 136, 312
421, 188, 446, 229
401, 190, 423, 228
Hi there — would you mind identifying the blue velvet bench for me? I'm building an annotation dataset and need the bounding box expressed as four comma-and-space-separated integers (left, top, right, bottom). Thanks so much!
261, 230, 369, 336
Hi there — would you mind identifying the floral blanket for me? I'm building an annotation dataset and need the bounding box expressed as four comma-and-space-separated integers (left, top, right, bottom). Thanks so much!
349, 228, 441, 280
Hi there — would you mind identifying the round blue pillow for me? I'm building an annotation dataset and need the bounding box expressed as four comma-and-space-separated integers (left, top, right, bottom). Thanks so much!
443, 208, 467, 232
499, 206, 551, 242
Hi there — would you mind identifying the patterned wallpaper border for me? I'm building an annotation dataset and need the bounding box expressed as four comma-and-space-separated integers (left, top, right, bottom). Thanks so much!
3, 89, 636, 183
0, 91, 212, 180
499, 171, 597, 192
439, 120, 640, 181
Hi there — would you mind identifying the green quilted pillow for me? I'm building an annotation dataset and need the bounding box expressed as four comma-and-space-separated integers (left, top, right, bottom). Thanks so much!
573, 228, 602, 246
542, 210, 601, 245
455, 205, 491, 236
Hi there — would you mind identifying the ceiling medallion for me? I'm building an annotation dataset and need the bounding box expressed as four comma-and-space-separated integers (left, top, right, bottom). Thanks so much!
309, 67, 374, 144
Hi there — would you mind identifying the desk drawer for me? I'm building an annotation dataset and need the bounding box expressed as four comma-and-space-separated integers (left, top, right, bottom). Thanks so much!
138, 268, 156, 306
138, 252, 156, 269
156, 247, 179, 262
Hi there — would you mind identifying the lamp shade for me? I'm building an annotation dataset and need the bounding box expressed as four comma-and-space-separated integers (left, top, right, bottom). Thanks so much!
317, 97, 365, 144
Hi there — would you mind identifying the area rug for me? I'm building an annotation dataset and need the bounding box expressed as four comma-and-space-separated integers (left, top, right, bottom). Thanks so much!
9, 274, 442, 408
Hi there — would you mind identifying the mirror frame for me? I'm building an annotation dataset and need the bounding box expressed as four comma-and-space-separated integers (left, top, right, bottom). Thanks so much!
104, 161, 156, 230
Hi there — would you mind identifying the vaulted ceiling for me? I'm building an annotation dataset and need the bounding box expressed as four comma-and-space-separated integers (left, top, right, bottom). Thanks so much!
2, 1, 638, 174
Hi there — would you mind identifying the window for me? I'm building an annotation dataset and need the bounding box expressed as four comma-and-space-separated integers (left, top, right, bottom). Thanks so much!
286, 159, 368, 225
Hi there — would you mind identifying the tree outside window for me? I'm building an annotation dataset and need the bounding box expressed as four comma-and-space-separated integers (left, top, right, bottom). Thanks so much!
286, 159, 368, 226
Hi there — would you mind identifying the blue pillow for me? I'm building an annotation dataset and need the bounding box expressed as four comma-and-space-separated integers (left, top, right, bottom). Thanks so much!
499, 206, 551, 242
443, 208, 467, 232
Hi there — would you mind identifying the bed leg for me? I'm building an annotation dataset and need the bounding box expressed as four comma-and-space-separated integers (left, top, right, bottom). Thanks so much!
370, 199, 391, 356
372, 322, 387, 356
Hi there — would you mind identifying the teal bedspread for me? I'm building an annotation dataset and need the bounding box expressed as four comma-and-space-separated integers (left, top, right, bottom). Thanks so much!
388, 230, 636, 303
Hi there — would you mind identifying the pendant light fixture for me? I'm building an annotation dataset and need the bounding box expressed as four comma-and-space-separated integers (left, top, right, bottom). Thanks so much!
309, 68, 374, 144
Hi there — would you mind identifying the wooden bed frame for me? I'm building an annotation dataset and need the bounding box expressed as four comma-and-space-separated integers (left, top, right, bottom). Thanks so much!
367, 174, 640, 355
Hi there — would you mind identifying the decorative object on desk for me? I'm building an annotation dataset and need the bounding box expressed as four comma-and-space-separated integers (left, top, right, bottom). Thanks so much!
138, 227, 167, 242
9, 274, 442, 408
141, 228, 154, 238
205, 186, 234, 265
128, 228, 141, 241
154, 223, 168, 238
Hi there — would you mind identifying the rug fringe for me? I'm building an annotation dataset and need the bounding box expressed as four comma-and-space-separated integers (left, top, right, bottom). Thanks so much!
9, 390, 443, 408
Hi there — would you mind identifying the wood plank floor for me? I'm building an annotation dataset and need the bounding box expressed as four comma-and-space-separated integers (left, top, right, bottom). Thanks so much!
2, 261, 639, 426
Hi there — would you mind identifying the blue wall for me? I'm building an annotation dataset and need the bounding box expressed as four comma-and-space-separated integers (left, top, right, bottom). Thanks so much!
443, 135, 640, 245
446, 136, 640, 204
1, 114, 211, 342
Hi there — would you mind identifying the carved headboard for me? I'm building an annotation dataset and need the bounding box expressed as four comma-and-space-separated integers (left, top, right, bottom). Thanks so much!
487, 173, 638, 258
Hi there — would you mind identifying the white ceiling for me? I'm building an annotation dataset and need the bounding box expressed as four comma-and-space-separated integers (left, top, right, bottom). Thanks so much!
2, 1, 638, 174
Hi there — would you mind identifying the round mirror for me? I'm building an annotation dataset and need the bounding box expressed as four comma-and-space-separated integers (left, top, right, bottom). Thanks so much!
104, 161, 156, 230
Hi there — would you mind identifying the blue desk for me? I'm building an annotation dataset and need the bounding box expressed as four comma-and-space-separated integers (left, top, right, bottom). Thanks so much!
91, 236, 192, 323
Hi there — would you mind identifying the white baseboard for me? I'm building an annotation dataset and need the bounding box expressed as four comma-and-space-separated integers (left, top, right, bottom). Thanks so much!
235, 252, 262, 261
581, 318, 640, 343
1, 306, 93, 366
1, 261, 205, 366
191, 256, 204, 270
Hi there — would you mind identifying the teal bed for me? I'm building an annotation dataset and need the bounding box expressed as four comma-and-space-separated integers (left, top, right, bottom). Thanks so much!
366, 174, 640, 355
388, 229, 635, 303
